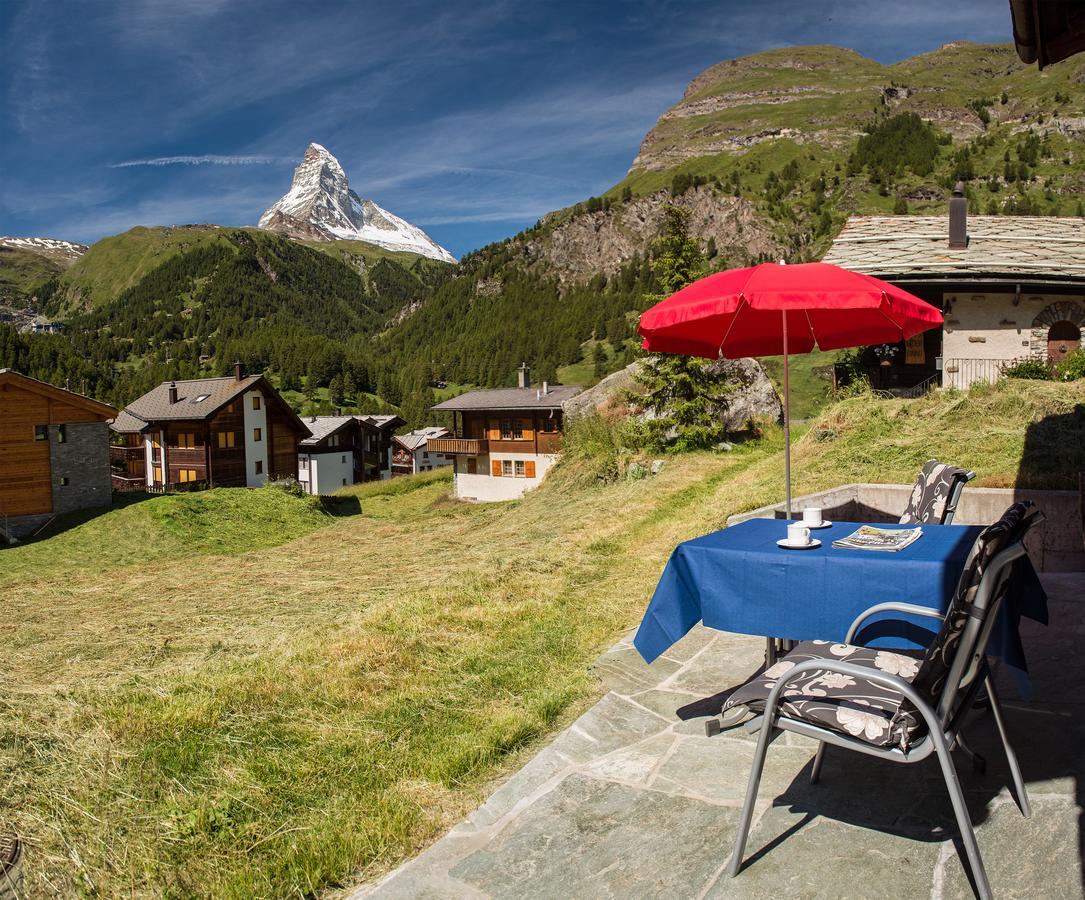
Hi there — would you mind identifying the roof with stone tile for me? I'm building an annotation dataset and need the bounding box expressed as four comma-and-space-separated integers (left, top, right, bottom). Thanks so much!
393, 426, 450, 452
298, 416, 357, 446
823, 215, 1085, 282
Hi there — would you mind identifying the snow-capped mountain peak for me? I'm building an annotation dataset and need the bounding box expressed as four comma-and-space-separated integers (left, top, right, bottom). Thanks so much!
0, 236, 88, 263
258, 144, 455, 263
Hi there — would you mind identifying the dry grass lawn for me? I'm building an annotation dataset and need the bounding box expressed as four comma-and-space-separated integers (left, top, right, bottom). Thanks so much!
1, 379, 1081, 896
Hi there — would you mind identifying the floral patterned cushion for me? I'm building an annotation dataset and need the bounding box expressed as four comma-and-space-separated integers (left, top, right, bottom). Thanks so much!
899, 459, 971, 525
721, 640, 926, 750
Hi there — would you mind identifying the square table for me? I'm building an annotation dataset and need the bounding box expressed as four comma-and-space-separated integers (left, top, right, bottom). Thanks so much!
633, 518, 1047, 686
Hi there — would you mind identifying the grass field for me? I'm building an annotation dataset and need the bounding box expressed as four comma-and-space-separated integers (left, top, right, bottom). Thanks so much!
2, 380, 1082, 896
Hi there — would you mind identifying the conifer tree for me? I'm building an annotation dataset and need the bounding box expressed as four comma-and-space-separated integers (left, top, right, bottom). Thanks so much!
634, 205, 733, 452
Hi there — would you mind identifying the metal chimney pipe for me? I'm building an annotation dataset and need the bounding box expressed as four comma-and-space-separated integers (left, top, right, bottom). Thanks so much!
168, 381, 178, 404
542, 381, 549, 395
518, 362, 531, 389
949, 182, 968, 249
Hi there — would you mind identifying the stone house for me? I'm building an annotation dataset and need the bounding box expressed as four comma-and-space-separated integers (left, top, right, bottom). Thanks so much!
823, 194, 1085, 390
0, 369, 117, 540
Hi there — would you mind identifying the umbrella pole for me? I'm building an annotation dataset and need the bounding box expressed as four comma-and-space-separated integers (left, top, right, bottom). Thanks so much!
782, 309, 792, 519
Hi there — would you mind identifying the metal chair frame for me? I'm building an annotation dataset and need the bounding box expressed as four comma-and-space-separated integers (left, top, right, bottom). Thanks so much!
941, 469, 976, 525
727, 511, 1043, 900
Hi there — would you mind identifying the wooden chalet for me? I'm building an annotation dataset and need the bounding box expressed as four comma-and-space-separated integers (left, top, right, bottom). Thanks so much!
391, 427, 453, 477
355, 414, 405, 480
110, 364, 310, 491
296, 414, 404, 494
428, 365, 582, 502
0, 369, 117, 540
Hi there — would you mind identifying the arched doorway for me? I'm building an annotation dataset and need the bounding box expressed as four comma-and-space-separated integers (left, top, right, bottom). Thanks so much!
1048, 320, 1081, 363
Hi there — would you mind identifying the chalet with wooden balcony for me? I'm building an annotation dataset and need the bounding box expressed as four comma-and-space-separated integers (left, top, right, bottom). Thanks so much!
355, 414, 405, 481
295, 413, 403, 494
110, 364, 310, 492
391, 427, 454, 477
428, 365, 582, 502
0, 369, 117, 540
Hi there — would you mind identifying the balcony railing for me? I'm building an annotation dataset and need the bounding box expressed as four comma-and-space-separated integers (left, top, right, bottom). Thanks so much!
427, 437, 488, 456
109, 445, 144, 460
941, 357, 1019, 389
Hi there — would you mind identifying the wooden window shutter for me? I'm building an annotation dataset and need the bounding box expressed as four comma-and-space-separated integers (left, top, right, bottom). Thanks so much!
491, 459, 502, 476
525, 460, 536, 478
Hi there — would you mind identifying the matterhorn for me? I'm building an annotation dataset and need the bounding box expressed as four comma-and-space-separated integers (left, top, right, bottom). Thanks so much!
258, 143, 455, 263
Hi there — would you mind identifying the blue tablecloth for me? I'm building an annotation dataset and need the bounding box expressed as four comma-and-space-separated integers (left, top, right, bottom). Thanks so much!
634, 519, 1047, 681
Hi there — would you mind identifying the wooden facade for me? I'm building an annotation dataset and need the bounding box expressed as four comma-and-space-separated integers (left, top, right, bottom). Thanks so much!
112, 376, 307, 492
455, 410, 563, 455
0, 370, 116, 519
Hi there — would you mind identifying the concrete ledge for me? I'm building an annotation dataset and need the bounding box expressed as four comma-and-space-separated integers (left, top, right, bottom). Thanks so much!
728, 483, 1083, 572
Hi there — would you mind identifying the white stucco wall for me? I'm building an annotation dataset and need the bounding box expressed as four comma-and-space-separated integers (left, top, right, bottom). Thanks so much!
452, 453, 560, 502
242, 389, 268, 487
942, 291, 1085, 388
413, 447, 453, 473
143, 435, 155, 488
305, 451, 354, 495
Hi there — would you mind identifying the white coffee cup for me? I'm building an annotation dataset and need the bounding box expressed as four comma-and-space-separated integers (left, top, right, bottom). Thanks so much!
787, 523, 811, 546
802, 507, 823, 527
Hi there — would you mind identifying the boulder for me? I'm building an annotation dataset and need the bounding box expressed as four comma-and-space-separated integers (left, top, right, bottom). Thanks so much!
564, 358, 783, 435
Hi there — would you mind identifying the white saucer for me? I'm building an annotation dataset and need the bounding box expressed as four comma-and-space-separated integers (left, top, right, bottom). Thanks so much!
803, 520, 832, 529
777, 537, 822, 550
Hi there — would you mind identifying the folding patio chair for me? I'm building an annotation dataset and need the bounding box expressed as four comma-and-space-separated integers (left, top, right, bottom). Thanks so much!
899, 458, 976, 525
720, 502, 1043, 900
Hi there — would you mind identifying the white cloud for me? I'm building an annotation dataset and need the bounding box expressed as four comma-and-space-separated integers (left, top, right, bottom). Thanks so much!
109, 155, 283, 168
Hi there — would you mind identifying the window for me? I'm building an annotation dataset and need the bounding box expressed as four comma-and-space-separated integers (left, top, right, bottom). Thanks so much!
253, 427, 262, 442
178, 469, 198, 483
514, 460, 526, 478
299, 456, 309, 470
341, 455, 346, 464
194, 394, 210, 403
60, 476, 70, 486
342, 478, 347, 486
540, 416, 558, 433
254, 460, 263, 475
252, 395, 262, 410
329, 434, 339, 448
500, 419, 524, 440
501, 459, 513, 477
56, 424, 67, 444
34, 425, 48, 441
216, 431, 236, 449
422, 451, 429, 460
177, 432, 196, 449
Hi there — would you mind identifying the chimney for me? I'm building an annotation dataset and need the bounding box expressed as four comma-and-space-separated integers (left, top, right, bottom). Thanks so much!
168, 381, 178, 404
234, 359, 244, 381
542, 381, 549, 395
949, 181, 968, 249
517, 362, 531, 389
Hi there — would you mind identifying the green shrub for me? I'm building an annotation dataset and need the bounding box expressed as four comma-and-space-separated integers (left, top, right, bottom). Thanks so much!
1001, 358, 1051, 380
1054, 348, 1085, 381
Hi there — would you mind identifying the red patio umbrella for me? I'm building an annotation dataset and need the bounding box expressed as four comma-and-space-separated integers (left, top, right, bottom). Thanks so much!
637, 261, 943, 516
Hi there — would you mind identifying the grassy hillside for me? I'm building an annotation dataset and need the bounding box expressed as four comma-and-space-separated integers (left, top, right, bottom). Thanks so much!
2, 379, 1081, 896
0, 245, 67, 303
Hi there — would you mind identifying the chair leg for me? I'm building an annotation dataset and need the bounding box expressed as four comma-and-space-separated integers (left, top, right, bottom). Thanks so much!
727, 722, 777, 877
985, 673, 1031, 818
932, 728, 992, 900
809, 741, 826, 784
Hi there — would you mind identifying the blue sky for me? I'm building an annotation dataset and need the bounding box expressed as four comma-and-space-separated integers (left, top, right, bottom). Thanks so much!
1, 0, 1011, 257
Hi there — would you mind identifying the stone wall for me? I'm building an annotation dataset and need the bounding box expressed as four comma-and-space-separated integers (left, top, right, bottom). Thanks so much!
942, 291, 1085, 388
729, 482, 1083, 572
49, 422, 111, 515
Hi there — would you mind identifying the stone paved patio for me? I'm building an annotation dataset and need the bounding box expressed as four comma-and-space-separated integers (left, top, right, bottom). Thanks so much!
353, 574, 1084, 899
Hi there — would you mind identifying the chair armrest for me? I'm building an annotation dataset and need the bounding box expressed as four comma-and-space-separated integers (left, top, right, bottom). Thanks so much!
763, 658, 942, 735
845, 602, 944, 645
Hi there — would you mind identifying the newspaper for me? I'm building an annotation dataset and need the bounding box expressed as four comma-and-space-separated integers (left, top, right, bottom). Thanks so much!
832, 525, 923, 552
